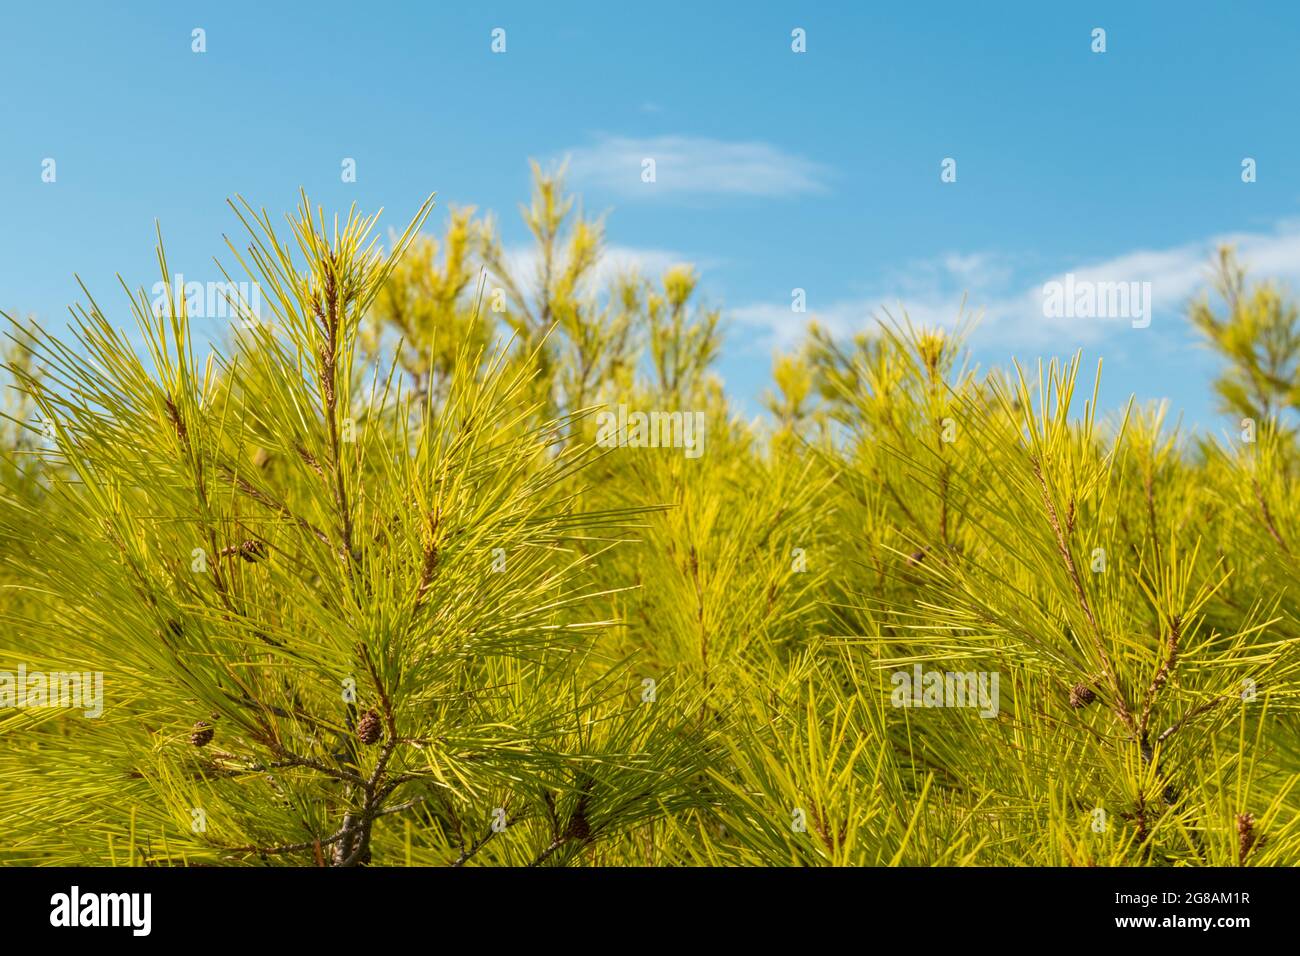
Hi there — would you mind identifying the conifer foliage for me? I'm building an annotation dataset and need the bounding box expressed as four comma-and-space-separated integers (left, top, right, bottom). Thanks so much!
1, 171, 1297, 866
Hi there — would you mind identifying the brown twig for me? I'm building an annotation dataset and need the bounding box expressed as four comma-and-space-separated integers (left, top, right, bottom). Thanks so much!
1138, 614, 1182, 753
1033, 460, 1136, 735
1252, 478, 1290, 554
1156, 695, 1230, 746
218, 463, 332, 549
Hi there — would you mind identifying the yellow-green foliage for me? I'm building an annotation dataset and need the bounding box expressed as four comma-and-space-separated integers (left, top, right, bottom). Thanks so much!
0, 170, 1297, 867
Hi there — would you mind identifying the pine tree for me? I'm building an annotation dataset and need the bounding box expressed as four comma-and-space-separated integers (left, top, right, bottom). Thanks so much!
0, 193, 712, 866
1, 179, 1297, 868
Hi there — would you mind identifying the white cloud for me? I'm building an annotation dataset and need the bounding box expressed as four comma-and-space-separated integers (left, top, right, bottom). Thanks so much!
597, 245, 690, 286
1017, 228, 1300, 345
559, 134, 831, 199
731, 300, 868, 349
730, 223, 1300, 353
497, 243, 689, 301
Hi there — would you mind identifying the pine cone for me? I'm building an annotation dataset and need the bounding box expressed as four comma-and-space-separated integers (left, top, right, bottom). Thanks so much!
565, 810, 591, 843
566, 773, 596, 843
190, 720, 214, 748
1236, 812, 1256, 864
357, 709, 382, 746
1069, 683, 1096, 708
239, 539, 267, 563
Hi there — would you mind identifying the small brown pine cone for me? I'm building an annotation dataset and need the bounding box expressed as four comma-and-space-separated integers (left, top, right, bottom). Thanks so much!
357, 709, 382, 746
566, 773, 596, 843
1069, 683, 1096, 708
190, 720, 214, 748
566, 809, 592, 843
1236, 812, 1256, 864
239, 539, 267, 562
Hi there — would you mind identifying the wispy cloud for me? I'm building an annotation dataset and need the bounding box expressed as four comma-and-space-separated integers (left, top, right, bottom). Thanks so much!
559, 134, 832, 199
497, 243, 689, 301
730, 222, 1300, 353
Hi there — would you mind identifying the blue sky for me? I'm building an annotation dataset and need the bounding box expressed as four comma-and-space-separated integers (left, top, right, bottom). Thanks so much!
3, 1, 1299, 432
